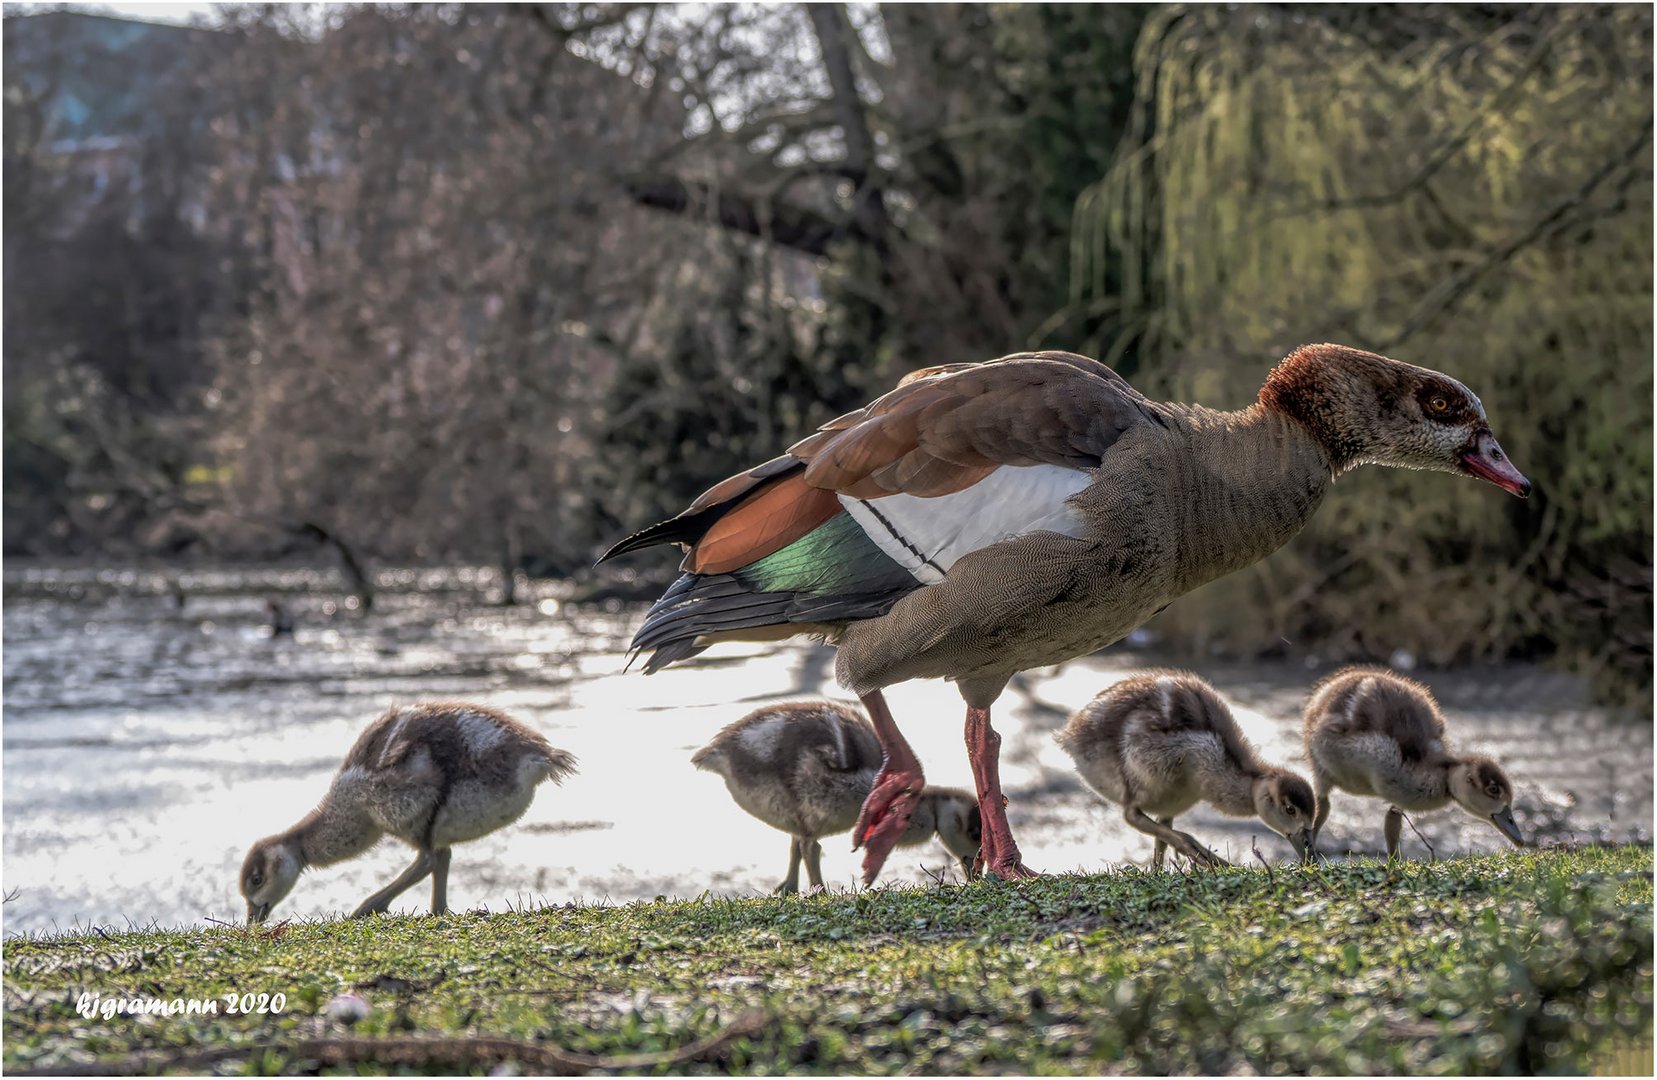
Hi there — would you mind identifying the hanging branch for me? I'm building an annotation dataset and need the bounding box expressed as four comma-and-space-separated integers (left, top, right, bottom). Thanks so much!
1377, 117, 1653, 351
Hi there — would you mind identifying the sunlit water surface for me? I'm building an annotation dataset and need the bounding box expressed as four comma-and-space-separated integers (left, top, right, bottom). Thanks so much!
3, 563, 1649, 934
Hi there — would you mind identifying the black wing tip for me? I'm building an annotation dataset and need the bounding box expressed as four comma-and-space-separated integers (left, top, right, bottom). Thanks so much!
598, 526, 671, 565
600, 458, 808, 566
640, 639, 707, 674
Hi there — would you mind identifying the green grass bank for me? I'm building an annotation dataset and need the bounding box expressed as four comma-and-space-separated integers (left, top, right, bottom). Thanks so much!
4, 847, 1651, 1075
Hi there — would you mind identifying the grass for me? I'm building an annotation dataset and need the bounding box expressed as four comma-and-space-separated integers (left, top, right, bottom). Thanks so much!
3, 847, 1651, 1075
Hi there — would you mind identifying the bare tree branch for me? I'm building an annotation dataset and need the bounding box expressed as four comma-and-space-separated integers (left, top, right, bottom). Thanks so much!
1274, 21, 1567, 220
524, 3, 639, 44
806, 3, 889, 243
623, 174, 885, 257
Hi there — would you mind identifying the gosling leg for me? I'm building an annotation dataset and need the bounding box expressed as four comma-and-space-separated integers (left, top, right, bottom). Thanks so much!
352, 849, 435, 918
430, 847, 452, 915
1151, 816, 1174, 871
1384, 806, 1404, 858
804, 839, 825, 890
775, 837, 803, 895
1310, 769, 1333, 853
1125, 807, 1227, 868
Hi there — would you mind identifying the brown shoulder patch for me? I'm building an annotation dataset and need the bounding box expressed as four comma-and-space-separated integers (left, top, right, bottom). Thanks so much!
688, 472, 843, 574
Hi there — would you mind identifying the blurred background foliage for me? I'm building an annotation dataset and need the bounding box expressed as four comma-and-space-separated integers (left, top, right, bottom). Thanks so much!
3, 3, 1650, 702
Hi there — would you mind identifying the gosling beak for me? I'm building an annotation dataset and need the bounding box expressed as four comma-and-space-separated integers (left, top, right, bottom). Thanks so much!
247, 902, 271, 925
1291, 829, 1315, 864
1490, 807, 1525, 847
962, 853, 982, 882
1458, 428, 1531, 497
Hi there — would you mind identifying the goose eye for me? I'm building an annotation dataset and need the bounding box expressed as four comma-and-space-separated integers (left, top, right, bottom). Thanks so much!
1429, 396, 1449, 413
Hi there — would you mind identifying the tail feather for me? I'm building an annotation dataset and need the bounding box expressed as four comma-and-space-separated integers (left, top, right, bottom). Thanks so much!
641, 639, 708, 674
604, 456, 922, 674
539, 748, 580, 784
632, 586, 798, 651
627, 570, 911, 673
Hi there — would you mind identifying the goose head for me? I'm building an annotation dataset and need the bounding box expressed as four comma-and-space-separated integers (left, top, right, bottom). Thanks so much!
1252, 771, 1318, 862
240, 836, 302, 923
1447, 757, 1524, 847
1259, 344, 1531, 496
925, 789, 985, 881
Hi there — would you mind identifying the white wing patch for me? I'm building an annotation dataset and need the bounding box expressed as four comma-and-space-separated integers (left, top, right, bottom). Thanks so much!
839, 464, 1091, 584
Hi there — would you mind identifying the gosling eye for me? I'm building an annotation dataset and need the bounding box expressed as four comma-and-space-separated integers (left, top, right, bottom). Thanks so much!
250, 872, 264, 889
1284, 804, 1298, 817
1487, 785, 1502, 798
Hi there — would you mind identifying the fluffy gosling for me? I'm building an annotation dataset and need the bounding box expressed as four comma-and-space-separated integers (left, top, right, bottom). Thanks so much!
240, 702, 575, 921
1055, 672, 1316, 867
1303, 666, 1522, 857
693, 699, 983, 891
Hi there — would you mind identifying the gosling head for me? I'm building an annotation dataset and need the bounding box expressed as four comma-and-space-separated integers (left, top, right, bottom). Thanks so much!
1252, 771, 1318, 862
1447, 757, 1523, 847
927, 790, 984, 881
1259, 344, 1531, 496
240, 836, 303, 923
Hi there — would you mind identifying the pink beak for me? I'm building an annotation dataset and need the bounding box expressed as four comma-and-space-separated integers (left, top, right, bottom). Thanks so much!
1458, 429, 1531, 497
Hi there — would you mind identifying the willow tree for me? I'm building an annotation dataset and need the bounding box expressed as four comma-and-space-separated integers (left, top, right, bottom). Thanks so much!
1067, 5, 1653, 701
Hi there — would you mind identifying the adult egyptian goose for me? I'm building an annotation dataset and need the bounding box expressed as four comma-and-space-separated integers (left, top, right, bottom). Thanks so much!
1303, 666, 1523, 857
1055, 672, 1316, 867
240, 702, 576, 921
601, 345, 1529, 883
693, 699, 982, 892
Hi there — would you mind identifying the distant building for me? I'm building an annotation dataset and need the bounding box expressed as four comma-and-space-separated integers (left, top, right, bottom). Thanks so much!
3, 10, 220, 212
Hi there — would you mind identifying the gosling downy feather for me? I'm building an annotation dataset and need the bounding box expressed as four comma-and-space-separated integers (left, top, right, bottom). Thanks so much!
1303, 666, 1523, 857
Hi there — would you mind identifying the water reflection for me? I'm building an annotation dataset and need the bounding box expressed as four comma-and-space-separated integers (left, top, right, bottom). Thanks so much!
3, 563, 1650, 934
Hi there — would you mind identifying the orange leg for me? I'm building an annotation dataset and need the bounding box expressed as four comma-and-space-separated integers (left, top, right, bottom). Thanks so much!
966, 706, 1038, 880
851, 689, 925, 886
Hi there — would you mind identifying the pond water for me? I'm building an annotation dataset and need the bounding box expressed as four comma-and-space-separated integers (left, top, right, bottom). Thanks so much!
2, 563, 1650, 935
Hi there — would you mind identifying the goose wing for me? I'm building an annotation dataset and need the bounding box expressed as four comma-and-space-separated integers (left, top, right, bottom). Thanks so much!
601, 351, 1164, 671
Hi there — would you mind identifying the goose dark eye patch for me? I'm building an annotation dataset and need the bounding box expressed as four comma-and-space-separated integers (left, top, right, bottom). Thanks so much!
1414, 382, 1475, 423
